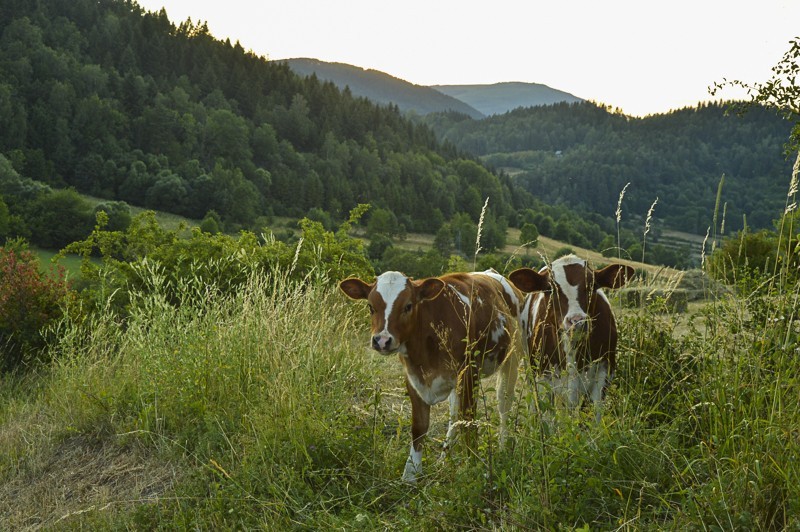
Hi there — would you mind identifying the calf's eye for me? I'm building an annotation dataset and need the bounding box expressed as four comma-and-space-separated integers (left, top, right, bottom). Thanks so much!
404, 303, 413, 313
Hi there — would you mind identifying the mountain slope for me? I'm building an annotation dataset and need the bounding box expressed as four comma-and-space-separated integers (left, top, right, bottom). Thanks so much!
282, 58, 485, 119
0, 0, 523, 239
433, 82, 584, 116
422, 101, 792, 234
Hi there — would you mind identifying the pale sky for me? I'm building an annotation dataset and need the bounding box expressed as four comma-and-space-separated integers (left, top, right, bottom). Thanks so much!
134, 0, 800, 117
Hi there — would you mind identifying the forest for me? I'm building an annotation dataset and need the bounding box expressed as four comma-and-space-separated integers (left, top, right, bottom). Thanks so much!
421, 101, 794, 234
0, 0, 527, 250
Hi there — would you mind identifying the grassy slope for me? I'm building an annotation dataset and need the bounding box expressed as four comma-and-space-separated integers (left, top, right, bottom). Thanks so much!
32, 247, 84, 277
79, 194, 671, 277
397, 227, 677, 277
0, 262, 797, 528
12, 197, 782, 528
30, 203, 199, 279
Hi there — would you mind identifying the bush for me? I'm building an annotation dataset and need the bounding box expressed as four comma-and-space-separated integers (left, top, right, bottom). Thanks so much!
61, 206, 375, 315
553, 246, 574, 259
0, 245, 73, 371
475, 252, 521, 274
376, 247, 447, 278
366, 234, 392, 261
199, 211, 222, 234
94, 201, 132, 232
707, 229, 777, 287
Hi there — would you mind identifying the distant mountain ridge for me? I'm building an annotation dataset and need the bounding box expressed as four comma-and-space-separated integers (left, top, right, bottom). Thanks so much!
433, 82, 584, 116
282, 58, 485, 119
281, 59, 584, 118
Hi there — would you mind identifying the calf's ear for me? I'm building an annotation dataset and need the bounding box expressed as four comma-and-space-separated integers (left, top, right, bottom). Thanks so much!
509, 268, 550, 293
417, 278, 446, 301
339, 278, 373, 300
594, 264, 635, 289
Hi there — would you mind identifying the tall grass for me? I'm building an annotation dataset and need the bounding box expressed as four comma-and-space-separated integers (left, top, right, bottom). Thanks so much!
1, 270, 406, 528
612, 166, 800, 530
641, 197, 658, 264
1, 199, 799, 528
616, 182, 631, 260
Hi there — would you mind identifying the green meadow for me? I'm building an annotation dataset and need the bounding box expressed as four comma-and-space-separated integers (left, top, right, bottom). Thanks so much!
1, 233, 798, 529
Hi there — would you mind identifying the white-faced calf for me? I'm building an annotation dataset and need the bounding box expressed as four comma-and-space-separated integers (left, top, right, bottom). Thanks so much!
339, 269, 524, 482
508, 255, 634, 422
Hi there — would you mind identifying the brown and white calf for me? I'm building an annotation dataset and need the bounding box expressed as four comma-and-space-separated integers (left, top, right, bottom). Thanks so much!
508, 255, 634, 422
339, 269, 524, 482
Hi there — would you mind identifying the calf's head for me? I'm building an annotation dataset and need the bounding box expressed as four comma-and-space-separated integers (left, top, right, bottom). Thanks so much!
339, 271, 446, 354
509, 255, 634, 332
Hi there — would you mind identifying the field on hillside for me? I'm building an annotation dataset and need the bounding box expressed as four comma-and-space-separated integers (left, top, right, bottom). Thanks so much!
32, 247, 84, 278
395, 227, 679, 278
0, 259, 797, 529
74, 193, 675, 281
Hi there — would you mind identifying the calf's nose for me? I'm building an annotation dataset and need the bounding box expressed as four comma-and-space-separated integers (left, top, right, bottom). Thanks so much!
372, 334, 394, 352
564, 313, 588, 330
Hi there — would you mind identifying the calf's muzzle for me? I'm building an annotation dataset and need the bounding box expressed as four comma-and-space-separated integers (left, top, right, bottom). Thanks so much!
372, 333, 396, 353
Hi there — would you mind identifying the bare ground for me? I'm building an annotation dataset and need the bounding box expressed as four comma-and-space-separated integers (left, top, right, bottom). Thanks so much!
0, 435, 179, 530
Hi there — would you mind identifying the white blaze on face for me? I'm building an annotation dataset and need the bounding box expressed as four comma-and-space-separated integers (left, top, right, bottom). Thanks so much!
375, 271, 408, 338
551, 255, 588, 330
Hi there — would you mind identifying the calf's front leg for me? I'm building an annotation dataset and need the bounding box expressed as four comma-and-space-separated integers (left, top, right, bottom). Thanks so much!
440, 388, 459, 459
403, 380, 430, 483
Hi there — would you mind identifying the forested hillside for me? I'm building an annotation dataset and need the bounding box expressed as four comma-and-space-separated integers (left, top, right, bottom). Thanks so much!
0, 0, 524, 247
423, 102, 793, 233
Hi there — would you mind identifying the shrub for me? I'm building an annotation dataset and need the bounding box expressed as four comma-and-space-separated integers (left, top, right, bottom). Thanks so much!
707, 229, 777, 287
365, 207, 398, 238
94, 201, 132, 232
199, 210, 221, 234
61, 206, 374, 316
366, 234, 392, 261
475, 252, 521, 274
376, 247, 448, 278
553, 246, 574, 259
518, 222, 539, 250
0, 245, 73, 371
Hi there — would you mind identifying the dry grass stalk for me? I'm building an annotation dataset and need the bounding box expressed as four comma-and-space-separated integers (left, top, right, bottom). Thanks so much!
474, 197, 489, 260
